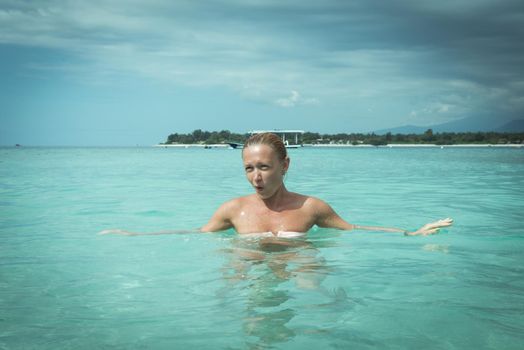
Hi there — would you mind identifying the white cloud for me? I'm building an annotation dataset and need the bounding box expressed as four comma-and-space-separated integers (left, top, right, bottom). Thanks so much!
407, 99, 469, 125
275, 90, 318, 108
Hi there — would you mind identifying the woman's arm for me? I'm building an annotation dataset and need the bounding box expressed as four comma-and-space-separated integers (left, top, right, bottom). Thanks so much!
314, 199, 453, 236
353, 218, 453, 236
100, 200, 236, 236
98, 228, 202, 236
200, 200, 235, 232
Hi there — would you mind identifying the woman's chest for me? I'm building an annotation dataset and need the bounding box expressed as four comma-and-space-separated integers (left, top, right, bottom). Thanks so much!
232, 206, 315, 234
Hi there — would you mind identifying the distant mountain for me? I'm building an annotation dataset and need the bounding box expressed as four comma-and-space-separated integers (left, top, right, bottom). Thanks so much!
374, 117, 524, 134
430, 116, 500, 132
496, 119, 524, 132
373, 125, 428, 134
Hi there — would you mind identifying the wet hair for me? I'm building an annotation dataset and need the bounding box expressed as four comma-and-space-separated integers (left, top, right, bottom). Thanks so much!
242, 132, 287, 161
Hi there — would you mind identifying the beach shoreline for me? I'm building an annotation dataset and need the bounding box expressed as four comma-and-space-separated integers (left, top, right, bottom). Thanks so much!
155, 144, 230, 148
306, 143, 524, 148
154, 143, 523, 148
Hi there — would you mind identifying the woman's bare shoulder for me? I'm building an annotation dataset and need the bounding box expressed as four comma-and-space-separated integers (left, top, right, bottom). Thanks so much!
303, 195, 330, 208
291, 193, 332, 212
300, 194, 352, 229
218, 195, 254, 211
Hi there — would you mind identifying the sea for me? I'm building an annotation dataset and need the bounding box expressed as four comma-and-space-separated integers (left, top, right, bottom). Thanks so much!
1, 146, 523, 349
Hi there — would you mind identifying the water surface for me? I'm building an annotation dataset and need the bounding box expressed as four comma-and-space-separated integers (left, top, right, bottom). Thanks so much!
1, 147, 523, 349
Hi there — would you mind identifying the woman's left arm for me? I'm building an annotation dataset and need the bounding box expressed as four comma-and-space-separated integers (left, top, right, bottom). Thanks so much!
314, 199, 453, 236
352, 218, 453, 236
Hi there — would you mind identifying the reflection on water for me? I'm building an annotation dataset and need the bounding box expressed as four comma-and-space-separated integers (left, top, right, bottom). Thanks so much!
218, 236, 337, 348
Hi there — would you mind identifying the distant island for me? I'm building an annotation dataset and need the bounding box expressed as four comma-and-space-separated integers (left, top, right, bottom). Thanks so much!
161, 129, 523, 146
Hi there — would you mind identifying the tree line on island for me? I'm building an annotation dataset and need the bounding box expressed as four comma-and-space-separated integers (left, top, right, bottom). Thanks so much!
164, 129, 523, 146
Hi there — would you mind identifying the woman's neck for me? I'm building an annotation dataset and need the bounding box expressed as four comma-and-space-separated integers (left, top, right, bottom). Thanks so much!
260, 184, 289, 211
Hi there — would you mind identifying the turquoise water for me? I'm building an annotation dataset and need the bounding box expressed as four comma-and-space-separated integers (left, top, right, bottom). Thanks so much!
1, 147, 523, 349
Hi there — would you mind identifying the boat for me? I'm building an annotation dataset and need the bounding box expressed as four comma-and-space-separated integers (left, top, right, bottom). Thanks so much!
284, 143, 301, 149
226, 142, 244, 149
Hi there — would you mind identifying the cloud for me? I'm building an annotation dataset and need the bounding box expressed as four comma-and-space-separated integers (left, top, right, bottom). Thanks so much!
409, 101, 455, 124
1, 0, 523, 125
275, 90, 318, 108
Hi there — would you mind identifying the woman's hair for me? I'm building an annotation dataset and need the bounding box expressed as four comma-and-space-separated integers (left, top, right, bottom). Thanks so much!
243, 132, 287, 161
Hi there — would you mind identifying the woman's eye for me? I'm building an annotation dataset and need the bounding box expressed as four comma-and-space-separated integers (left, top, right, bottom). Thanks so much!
245, 167, 253, 172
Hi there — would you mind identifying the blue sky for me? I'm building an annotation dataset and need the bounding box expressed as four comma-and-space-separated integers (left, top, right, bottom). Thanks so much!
1, 0, 523, 146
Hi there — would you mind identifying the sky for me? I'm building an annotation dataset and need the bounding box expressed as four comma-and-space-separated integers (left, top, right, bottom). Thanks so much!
1, 0, 523, 146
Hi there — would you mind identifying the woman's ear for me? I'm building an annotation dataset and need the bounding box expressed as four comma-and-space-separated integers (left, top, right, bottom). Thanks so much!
283, 157, 290, 173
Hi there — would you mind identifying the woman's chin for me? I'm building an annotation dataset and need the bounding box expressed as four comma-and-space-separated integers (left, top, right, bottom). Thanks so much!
256, 193, 268, 199
255, 190, 272, 199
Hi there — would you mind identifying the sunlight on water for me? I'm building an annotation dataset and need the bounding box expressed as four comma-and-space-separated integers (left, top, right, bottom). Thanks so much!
1, 147, 523, 349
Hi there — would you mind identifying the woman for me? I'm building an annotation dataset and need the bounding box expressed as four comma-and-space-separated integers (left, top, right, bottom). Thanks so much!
101, 132, 452, 237
201, 132, 452, 237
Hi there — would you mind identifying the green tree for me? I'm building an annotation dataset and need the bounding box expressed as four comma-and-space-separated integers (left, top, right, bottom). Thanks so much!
192, 129, 204, 142
422, 129, 435, 142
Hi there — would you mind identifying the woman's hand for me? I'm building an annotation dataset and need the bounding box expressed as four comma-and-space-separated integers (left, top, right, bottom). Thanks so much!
406, 218, 453, 236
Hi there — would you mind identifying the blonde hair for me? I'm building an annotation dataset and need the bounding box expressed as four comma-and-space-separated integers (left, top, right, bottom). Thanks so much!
242, 133, 287, 161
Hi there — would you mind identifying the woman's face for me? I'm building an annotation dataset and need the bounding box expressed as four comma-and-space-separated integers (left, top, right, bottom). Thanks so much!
242, 144, 289, 199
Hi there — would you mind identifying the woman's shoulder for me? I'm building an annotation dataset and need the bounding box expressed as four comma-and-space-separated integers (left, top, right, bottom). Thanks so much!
290, 192, 324, 203
220, 194, 256, 208
291, 193, 331, 211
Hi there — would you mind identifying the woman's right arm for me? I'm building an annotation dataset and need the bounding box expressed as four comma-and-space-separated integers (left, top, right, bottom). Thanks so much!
99, 201, 235, 236
98, 228, 201, 236
200, 201, 235, 232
